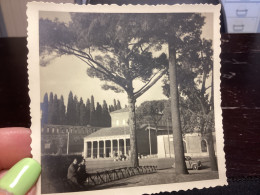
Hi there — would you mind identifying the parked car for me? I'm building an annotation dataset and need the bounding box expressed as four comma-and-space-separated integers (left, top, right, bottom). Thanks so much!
172, 156, 202, 170
185, 156, 202, 170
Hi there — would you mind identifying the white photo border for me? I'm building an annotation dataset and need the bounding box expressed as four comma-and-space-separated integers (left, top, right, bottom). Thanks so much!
27, 2, 226, 195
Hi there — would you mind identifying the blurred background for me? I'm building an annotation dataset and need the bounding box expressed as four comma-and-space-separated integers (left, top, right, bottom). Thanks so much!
1, 0, 260, 37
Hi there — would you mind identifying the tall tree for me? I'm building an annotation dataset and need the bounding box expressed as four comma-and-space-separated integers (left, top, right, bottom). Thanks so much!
89, 95, 96, 126
113, 99, 118, 111
109, 105, 115, 112
117, 100, 122, 110
58, 95, 66, 125
85, 98, 91, 125
47, 92, 54, 124
41, 93, 49, 125
168, 42, 188, 174
162, 38, 217, 171
79, 97, 86, 126
66, 91, 75, 125
96, 102, 103, 126
39, 13, 203, 168
52, 94, 59, 124
102, 100, 111, 127
74, 96, 80, 125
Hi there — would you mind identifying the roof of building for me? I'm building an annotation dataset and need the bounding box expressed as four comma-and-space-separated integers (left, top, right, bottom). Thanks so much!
110, 107, 129, 114
85, 126, 130, 138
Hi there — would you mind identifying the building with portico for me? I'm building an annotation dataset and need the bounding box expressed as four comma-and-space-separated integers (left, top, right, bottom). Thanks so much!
83, 108, 157, 158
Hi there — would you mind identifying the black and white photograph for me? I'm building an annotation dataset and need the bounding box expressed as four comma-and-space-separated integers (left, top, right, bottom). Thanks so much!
27, 3, 226, 195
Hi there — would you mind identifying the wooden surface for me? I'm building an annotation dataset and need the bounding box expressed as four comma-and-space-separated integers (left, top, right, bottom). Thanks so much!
0, 34, 260, 193
221, 34, 260, 179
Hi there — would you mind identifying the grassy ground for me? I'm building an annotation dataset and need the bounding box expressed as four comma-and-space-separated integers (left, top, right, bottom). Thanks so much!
93, 168, 218, 190
41, 157, 218, 193
85, 157, 175, 173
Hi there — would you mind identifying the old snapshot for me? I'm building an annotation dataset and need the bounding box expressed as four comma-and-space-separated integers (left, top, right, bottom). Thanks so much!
27, 2, 226, 195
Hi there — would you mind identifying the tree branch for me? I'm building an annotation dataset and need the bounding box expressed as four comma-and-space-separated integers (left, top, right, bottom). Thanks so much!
134, 70, 161, 95
134, 69, 167, 99
58, 43, 128, 90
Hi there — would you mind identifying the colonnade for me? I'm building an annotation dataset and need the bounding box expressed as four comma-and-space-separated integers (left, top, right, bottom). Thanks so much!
84, 138, 130, 159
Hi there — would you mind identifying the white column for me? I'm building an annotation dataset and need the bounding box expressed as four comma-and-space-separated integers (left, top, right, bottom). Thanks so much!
117, 139, 120, 156
104, 140, 106, 158
111, 140, 113, 157
97, 141, 100, 158
124, 138, 127, 155
149, 126, 152, 156
83, 141, 87, 158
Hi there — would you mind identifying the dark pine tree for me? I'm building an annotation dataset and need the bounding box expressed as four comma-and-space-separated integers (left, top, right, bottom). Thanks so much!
117, 100, 122, 110
66, 91, 75, 125
41, 93, 49, 125
102, 100, 111, 127
52, 94, 59, 124
85, 98, 91, 125
96, 102, 103, 126
89, 95, 96, 126
74, 96, 80, 125
47, 92, 54, 124
79, 97, 86, 126
58, 95, 66, 125
109, 105, 115, 112
113, 99, 117, 111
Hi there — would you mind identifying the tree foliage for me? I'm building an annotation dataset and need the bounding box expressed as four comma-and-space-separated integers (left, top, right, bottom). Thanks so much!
39, 13, 207, 168
41, 91, 119, 127
162, 37, 217, 170
136, 100, 165, 129
162, 38, 214, 134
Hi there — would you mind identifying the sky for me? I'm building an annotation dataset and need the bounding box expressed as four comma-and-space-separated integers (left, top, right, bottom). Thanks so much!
39, 11, 213, 108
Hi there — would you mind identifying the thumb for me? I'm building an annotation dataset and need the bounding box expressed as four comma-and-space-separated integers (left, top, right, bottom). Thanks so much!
0, 158, 40, 195
0, 128, 32, 170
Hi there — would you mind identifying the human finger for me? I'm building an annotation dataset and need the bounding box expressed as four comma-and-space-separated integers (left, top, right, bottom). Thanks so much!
0, 128, 32, 170
0, 158, 41, 195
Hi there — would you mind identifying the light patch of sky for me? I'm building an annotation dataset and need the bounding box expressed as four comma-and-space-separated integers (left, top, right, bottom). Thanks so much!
39, 11, 213, 107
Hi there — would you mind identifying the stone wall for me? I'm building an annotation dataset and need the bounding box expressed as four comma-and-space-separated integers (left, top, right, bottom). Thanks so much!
41, 125, 100, 155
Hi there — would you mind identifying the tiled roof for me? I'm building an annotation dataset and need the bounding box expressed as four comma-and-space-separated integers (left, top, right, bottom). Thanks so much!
85, 126, 130, 138
110, 107, 129, 114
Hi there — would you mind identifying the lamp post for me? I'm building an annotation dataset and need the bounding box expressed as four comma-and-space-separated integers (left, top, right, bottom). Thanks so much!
67, 131, 69, 155
148, 122, 152, 156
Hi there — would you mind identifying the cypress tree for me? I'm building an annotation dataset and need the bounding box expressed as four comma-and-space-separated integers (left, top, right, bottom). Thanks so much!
48, 92, 54, 124
102, 100, 111, 127
41, 93, 49, 125
113, 99, 117, 110
117, 100, 122, 110
109, 105, 115, 112
52, 94, 59, 124
74, 96, 80, 125
96, 102, 103, 126
79, 97, 86, 126
90, 95, 96, 126
66, 91, 74, 125
58, 95, 66, 124
86, 98, 91, 125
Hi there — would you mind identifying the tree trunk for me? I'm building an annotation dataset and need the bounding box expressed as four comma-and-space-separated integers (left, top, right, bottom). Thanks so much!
127, 92, 139, 167
208, 71, 218, 171
206, 131, 218, 171
168, 41, 188, 175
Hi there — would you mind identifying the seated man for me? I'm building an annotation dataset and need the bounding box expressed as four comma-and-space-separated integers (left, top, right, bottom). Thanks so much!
77, 159, 87, 185
67, 158, 78, 184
